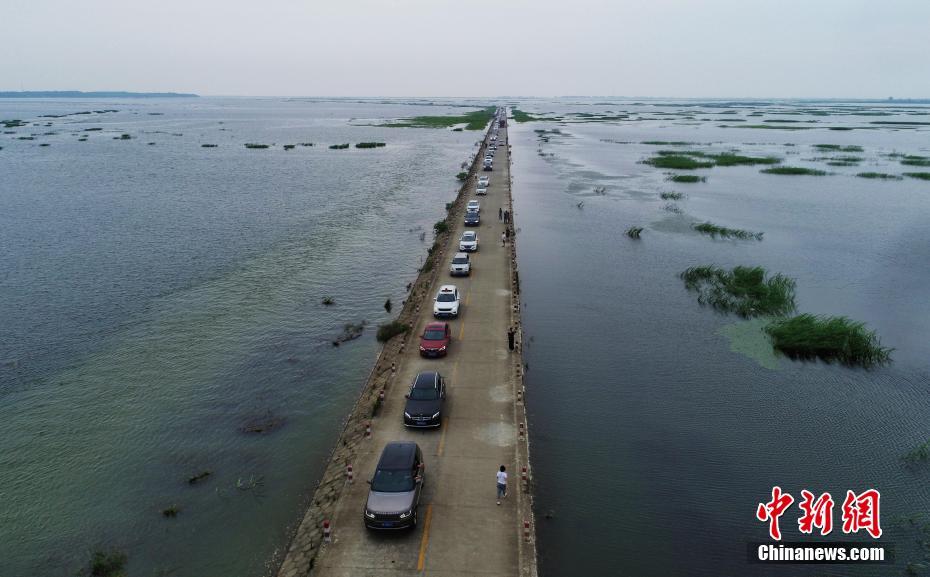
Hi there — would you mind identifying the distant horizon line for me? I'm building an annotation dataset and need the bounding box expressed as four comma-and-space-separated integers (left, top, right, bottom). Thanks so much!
1, 90, 929, 103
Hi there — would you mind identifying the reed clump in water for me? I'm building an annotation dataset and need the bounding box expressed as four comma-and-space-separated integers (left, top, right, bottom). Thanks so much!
761, 166, 827, 176
903, 441, 930, 464
625, 226, 644, 239
813, 144, 863, 152
356, 141, 386, 148
904, 172, 930, 181
660, 192, 684, 200
857, 172, 902, 180
244, 143, 269, 149
680, 265, 796, 317
709, 153, 781, 166
764, 314, 892, 367
329, 143, 350, 149
692, 222, 763, 240
667, 174, 706, 183
82, 549, 128, 577
644, 154, 714, 170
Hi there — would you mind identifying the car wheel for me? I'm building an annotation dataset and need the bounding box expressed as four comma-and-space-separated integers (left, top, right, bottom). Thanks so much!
411, 510, 419, 528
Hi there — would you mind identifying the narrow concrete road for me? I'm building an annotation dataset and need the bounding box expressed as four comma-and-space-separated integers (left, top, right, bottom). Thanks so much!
308, 119, 530, 576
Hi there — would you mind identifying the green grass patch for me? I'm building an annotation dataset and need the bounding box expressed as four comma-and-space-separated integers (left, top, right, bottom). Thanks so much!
857, 172, 903, 180
680, 265, 796, 317
82, 549, 128, 577
644, 155, 714, 170
625, 227, 644, 239
729, 124, 815, 130
376, 320, 410, 343
329, 143, 350, 149
693, 222, 763, 240
813, 144, 863, 152
283, 144, 295, 150
434, 220, 450, 235
656, 150, 710, 157
903, 441, 930, 464
298, 142, 314, 147
900, 156, 930, 167
114, 134, 131, 140
356, 142, 386, 148
641, 140, 700, 146
162, 505, 180, 518
764, 314, 892, 367
245, 143, 270, 149
710, 153, 781, 166
660, 192, 684, 200
456, 172, 468, 181
384, 106, 495, 130
761, 166, 827, 176
904, 172, 930, 181
667, 174, 706, 183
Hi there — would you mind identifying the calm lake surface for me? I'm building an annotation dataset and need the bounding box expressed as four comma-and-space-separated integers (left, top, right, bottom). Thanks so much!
510, 99, 930, 576
0, 97, 483, 576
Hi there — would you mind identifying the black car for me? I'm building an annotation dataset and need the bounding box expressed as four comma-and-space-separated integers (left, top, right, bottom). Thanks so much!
464, 210, 480, 226
363, 442, 424, 529
404, 372, 446, 428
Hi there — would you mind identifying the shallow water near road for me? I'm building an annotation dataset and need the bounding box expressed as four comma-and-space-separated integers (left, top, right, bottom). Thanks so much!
510, 98, 930, 576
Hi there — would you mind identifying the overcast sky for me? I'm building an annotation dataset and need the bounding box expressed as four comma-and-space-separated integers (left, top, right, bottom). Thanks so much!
3, 0, 928, 98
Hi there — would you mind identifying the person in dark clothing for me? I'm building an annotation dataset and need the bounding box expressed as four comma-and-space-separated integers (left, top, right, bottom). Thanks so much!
499, 207, 503, 221
508, 327, 515, 351
504, 210, 509, 223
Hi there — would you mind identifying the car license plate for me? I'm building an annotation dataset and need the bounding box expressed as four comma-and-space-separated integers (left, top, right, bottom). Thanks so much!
382, 521, 395, 528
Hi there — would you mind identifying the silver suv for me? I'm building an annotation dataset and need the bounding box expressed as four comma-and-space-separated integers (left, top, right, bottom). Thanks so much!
364, 442, 424, 529
450, 252, 471, 276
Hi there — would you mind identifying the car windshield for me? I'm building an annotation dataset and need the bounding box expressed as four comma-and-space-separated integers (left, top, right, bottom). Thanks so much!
453, 257, 468, 264
423, 329, 445, 340
410, 386, 439, 400
371, 468, 414, 492
437, 292, 456, 302
462, 234, 475, 240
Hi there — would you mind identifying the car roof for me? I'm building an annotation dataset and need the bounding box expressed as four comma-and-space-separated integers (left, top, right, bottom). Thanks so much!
462, 231, 476, 238
412, 371, 439, 388
378, 442, 418, 470
438, 284, 457, 293
424, 321, 448, 331
453, 252, 468, 258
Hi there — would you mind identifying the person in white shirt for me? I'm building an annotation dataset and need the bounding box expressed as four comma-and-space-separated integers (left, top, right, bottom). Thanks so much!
496, 465, 508, 505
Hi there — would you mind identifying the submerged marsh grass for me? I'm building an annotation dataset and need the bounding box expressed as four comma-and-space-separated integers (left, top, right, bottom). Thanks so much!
764, 314, 892, 367
384, 107, 495, 130
667, 174, 706, 183
857, 172, 903, 180
761, 166, 827, 176
680, 265, 796, 317
904, 172, 930, 181
692, 222, 763, 240
644, 155, 714, 170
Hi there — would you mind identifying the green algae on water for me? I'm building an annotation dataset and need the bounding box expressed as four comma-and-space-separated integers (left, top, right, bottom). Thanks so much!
719, 318, 781, 370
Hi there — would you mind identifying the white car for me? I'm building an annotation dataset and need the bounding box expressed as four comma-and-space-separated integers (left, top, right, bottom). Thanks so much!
475, 185, 488, 196
459, 231, 478, 252
433, 285, 460, 318
450, 252, 471, 276
466, 200, 480, 213
478, 176, 490, 187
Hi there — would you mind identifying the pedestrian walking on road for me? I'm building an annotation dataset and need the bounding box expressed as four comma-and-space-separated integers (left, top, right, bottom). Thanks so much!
505, 227, 511, 241
508, 326, 515, 351
501, 232, 506, 246
504, 210, 510, 223
499, 207, 503, 222
496, 465, 508, 505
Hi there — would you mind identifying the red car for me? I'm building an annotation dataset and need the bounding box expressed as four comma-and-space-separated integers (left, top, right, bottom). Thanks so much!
419, 322, 451, 357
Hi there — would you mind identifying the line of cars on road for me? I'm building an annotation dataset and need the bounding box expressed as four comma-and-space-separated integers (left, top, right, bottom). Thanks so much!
364, 109, 507, 530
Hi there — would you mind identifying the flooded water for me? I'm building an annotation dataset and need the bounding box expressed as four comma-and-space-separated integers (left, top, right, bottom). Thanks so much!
510, 99, 930, 576
0, 97, 484, 576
